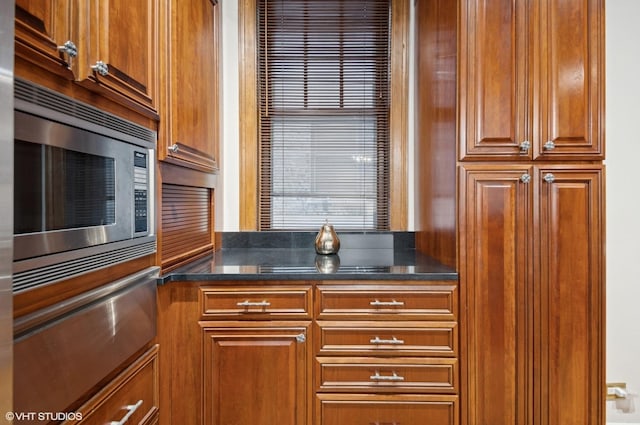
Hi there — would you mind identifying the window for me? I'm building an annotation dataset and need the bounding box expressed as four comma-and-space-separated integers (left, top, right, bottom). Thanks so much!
258, 0, 391, 230
238, 0, 411, 230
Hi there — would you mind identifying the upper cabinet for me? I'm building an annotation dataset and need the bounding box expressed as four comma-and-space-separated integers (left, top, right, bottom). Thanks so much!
459, 0, 604, 161
15, 0, 158, 119
15, 0, 75, 80
158, 0, 220, 173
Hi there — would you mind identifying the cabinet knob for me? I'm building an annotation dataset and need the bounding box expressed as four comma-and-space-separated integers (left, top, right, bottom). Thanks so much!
168, 143, 180, 154
543, 173, 556, 183
520, 173, 531, 184
519, 140, 531, 153
296, 333, 306, 343
543, 140, 556, 151
91, 61, 109, 76
57, 40, 78, 58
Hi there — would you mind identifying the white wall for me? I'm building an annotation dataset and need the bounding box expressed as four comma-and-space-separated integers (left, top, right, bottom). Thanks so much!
220, 3, 640, 419
606, 0, 640, 422
219, 0, 240, 231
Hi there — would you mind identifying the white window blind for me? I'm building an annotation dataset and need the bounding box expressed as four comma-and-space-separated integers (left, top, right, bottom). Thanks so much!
257, 0, 391, 230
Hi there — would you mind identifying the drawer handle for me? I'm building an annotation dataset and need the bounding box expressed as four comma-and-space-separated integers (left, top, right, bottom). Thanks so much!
110, 400, 143, 425
370, 336, 404, 345
370, 299, 405, 307
237, 300, 271, 308
370, 371, 405, 382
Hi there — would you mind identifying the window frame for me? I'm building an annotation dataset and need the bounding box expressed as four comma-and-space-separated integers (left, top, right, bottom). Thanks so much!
238, 0, 408, 230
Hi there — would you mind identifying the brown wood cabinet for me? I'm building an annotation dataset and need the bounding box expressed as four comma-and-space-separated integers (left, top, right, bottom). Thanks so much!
15, 0, 159, 118
459, 0, 604, 161
158, 0, 220, 173
314, 282, 459, 425
158, 280, 459, 425
63, 345, 160, 425
202, 323, 311, 425
415, 1, 605, 425
459, 164, 604, 425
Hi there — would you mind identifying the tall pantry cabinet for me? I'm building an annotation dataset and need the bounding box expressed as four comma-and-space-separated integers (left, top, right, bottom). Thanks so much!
415, 1, 605, 425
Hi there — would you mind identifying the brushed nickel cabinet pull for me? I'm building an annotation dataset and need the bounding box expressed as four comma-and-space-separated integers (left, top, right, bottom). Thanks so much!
370, 336, 404, 345
236, 300, 271, 308
370, 299, 405, 307
109, 399, 143, 425
369, 371, 405, 382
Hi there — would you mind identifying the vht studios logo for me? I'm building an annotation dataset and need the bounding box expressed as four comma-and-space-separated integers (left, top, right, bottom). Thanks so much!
5, 411, 83, 421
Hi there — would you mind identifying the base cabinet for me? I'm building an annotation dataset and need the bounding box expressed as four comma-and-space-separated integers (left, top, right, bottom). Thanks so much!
202, 324, 311, 425
63, 345, 159, 425
158, 280, 459, 425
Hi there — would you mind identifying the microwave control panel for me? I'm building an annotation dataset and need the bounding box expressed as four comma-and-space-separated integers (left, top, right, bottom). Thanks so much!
133, 151, 149, 235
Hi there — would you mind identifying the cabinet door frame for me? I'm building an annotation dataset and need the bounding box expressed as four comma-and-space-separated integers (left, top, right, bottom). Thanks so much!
459, 0, 531, 160
202, 321, 312, 425
536, 164, 604, 425
458, 164, 534, 425
15, 0, 76, 80
535, 0, 605, 161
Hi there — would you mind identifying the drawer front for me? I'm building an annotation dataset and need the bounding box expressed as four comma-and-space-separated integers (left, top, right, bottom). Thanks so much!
316, 322, 457, 357
200, 286, 312, 319
65, 345, 159, 425
316, 394, 458, 425
316, 357, 457, 393
316, 283, 458, 320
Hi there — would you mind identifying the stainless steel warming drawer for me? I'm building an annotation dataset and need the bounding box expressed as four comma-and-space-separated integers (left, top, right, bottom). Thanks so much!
13, 266, 159, 420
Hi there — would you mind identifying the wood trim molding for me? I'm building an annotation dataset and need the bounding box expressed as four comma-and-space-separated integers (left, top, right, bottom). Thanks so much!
238, 0, 259, 230
390, 0, 409, 230
237, 0, 409, 231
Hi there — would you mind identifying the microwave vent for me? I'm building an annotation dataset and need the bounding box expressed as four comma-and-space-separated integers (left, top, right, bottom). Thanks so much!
13, 240, 157, 293
14, 78, 156, 147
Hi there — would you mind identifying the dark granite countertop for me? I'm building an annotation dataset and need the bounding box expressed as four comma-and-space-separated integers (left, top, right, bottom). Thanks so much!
159, 232, 458, 283
159, 247, 457, 283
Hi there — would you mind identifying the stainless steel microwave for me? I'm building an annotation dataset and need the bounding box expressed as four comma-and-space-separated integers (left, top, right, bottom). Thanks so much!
13, 79, 157, 292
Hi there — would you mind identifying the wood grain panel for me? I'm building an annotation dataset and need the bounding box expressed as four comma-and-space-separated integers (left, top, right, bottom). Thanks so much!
15, 0, 75, 80
161, 184, 214, 271
414, 0, 457, 266
316, 357, 457, 394
158, 0, 219, 172
62, 345, 159, 425
316, 321, 457, 357
316, 283, 457, 321
202, 323, 311, 425
316, 394, 458, 425
459, 0, 529, 159
200, 286, 312, 319
459, 165, 533, 425
537, 166, 604, 425
536, 0, 604, 159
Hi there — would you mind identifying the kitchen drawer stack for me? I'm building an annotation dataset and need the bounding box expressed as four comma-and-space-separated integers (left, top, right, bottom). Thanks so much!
314, 282, 459, 425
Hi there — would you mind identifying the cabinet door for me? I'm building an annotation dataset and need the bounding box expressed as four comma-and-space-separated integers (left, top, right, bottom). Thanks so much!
537, 166, 604, 425
202, 323, 311, 425
159, 0, 219, 172
459, 0, 530, 160
536, 0, 604, 160
15, 0, 75, 80
459, 165, 533, 425
76, 0, 158, 115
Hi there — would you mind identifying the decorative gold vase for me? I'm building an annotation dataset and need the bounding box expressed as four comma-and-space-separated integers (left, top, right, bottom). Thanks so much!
315, 221, 340, 255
